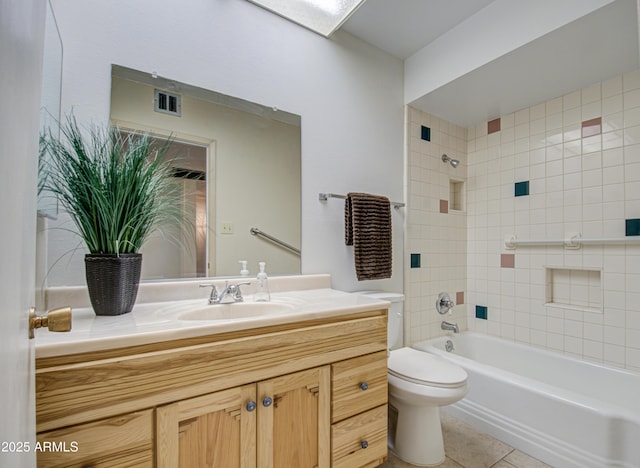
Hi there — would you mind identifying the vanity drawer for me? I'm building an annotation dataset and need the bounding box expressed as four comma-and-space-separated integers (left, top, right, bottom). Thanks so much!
331, 404, 387, 468
331, 350, 387, 423
36, 409, 153, 468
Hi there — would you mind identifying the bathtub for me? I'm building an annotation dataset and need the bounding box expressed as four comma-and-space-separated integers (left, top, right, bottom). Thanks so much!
413, 332, 640, 468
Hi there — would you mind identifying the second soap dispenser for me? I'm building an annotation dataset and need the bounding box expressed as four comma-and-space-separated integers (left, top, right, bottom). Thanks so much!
238, 260, 249, 277
254, 261, 270, 302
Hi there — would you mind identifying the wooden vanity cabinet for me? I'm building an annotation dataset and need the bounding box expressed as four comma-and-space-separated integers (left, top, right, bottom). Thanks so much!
35, 309, 388, 468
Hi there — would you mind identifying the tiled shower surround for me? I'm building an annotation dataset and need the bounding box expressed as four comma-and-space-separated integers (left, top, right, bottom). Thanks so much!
406, 70, 640, 372
405, 108, 468, 345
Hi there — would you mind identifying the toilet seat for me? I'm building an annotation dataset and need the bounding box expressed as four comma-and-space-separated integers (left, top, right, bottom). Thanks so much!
388, 347, 467, 388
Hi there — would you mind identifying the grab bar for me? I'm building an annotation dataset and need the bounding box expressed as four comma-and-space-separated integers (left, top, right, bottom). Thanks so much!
505, 233, 640, 249
250, 227, 301, 256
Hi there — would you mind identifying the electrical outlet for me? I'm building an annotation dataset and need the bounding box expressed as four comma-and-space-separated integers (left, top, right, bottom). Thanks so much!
221, 222, 234, 234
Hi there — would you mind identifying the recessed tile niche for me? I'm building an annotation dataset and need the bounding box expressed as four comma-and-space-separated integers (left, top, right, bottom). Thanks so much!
449, 179, 465, 212
545, 267, 602, 313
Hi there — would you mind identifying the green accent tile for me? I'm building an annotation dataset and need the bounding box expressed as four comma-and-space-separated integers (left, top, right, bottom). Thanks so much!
410, 253, 421, 268
421, 126, 431, 141
476, 305, 488, 320
515, 181, 530, 197
626, 218, 640, 236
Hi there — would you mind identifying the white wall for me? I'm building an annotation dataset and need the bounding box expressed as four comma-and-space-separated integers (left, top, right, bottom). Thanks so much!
46, 0, 404, 292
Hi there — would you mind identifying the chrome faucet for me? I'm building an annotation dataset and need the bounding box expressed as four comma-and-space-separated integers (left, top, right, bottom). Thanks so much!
441, 321, 459, 333
217, 281, 250, 304
436, 292, 455, 314
200, 281, 250, 304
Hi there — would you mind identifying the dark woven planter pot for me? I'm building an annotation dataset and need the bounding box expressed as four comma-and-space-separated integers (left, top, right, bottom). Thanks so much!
85, 253, 142, 316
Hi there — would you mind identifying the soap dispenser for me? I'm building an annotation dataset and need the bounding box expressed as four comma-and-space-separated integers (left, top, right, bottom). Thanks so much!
239, 260, 249, 277
254, 262, 270, 302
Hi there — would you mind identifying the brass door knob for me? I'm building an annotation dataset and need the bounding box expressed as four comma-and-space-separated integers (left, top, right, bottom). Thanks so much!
29, 306, 72, 339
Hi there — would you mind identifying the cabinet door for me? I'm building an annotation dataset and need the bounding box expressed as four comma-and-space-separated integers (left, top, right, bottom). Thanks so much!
257, 366, 330, 468
37, 410, 153, 468
156, 384, 256, 468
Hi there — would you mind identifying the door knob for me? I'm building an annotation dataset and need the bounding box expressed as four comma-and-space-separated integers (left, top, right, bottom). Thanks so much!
29, 306, 72, 339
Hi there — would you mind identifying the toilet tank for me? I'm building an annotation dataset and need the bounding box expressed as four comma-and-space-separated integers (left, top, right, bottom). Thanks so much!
355, 291, 404, 350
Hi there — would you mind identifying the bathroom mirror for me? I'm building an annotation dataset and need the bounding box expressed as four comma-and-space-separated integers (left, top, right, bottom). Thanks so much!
37, 0, 62, 218
44, 65, 301, 284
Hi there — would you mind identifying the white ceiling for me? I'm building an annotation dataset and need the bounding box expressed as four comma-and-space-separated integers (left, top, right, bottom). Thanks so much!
341, 0, 495, 59
341, 0, 640, 127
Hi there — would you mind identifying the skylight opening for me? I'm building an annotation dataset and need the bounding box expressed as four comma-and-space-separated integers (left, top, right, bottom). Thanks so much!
247, 0, 366, 37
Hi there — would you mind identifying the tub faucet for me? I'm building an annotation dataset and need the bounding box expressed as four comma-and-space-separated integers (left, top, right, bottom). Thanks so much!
441, 321, 459, 333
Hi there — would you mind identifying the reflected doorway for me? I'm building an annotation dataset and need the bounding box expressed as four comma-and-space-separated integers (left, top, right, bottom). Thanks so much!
121, 131, 210, 279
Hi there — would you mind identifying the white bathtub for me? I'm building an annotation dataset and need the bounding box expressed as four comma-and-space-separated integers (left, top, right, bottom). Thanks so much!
413, 332, 640, 468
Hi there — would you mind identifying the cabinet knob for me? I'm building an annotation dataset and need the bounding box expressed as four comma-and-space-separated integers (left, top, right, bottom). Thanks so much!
359, 382, 369, 391
262, 396, 273, 407
360, 440, 369, 449
246, 401, 256, 412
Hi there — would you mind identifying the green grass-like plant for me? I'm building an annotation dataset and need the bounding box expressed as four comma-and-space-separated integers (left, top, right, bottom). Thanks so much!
42, 116, 185, 255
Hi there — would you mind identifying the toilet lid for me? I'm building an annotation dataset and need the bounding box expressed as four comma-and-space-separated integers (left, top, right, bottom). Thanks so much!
388, 347, 467, 388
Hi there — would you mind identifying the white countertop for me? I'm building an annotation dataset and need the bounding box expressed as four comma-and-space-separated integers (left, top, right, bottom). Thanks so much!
35, 288, 390, 358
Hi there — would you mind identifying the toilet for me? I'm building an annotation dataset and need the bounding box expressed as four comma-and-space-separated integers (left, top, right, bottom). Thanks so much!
358, 292, 469, 467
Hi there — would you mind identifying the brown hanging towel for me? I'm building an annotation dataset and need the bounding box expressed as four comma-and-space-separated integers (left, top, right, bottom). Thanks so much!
344, 192, 392, 280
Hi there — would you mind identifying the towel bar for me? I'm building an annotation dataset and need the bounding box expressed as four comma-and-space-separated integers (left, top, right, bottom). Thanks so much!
318, 192, 405, 208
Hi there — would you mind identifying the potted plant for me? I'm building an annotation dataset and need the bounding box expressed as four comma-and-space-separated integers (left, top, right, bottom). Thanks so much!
42, 116, 185, 315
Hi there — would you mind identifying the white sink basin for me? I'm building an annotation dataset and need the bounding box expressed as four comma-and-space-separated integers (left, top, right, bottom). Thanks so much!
177, 301, 295, 321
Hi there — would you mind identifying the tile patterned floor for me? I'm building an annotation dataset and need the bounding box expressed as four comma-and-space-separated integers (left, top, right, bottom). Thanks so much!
379, 412, 552, 468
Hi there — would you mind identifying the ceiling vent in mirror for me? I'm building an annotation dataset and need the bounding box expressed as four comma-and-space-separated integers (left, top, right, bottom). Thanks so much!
154, 89, 181, 116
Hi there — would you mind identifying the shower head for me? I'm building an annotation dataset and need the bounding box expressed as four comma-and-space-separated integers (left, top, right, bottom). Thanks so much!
442, 154, 460, 168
